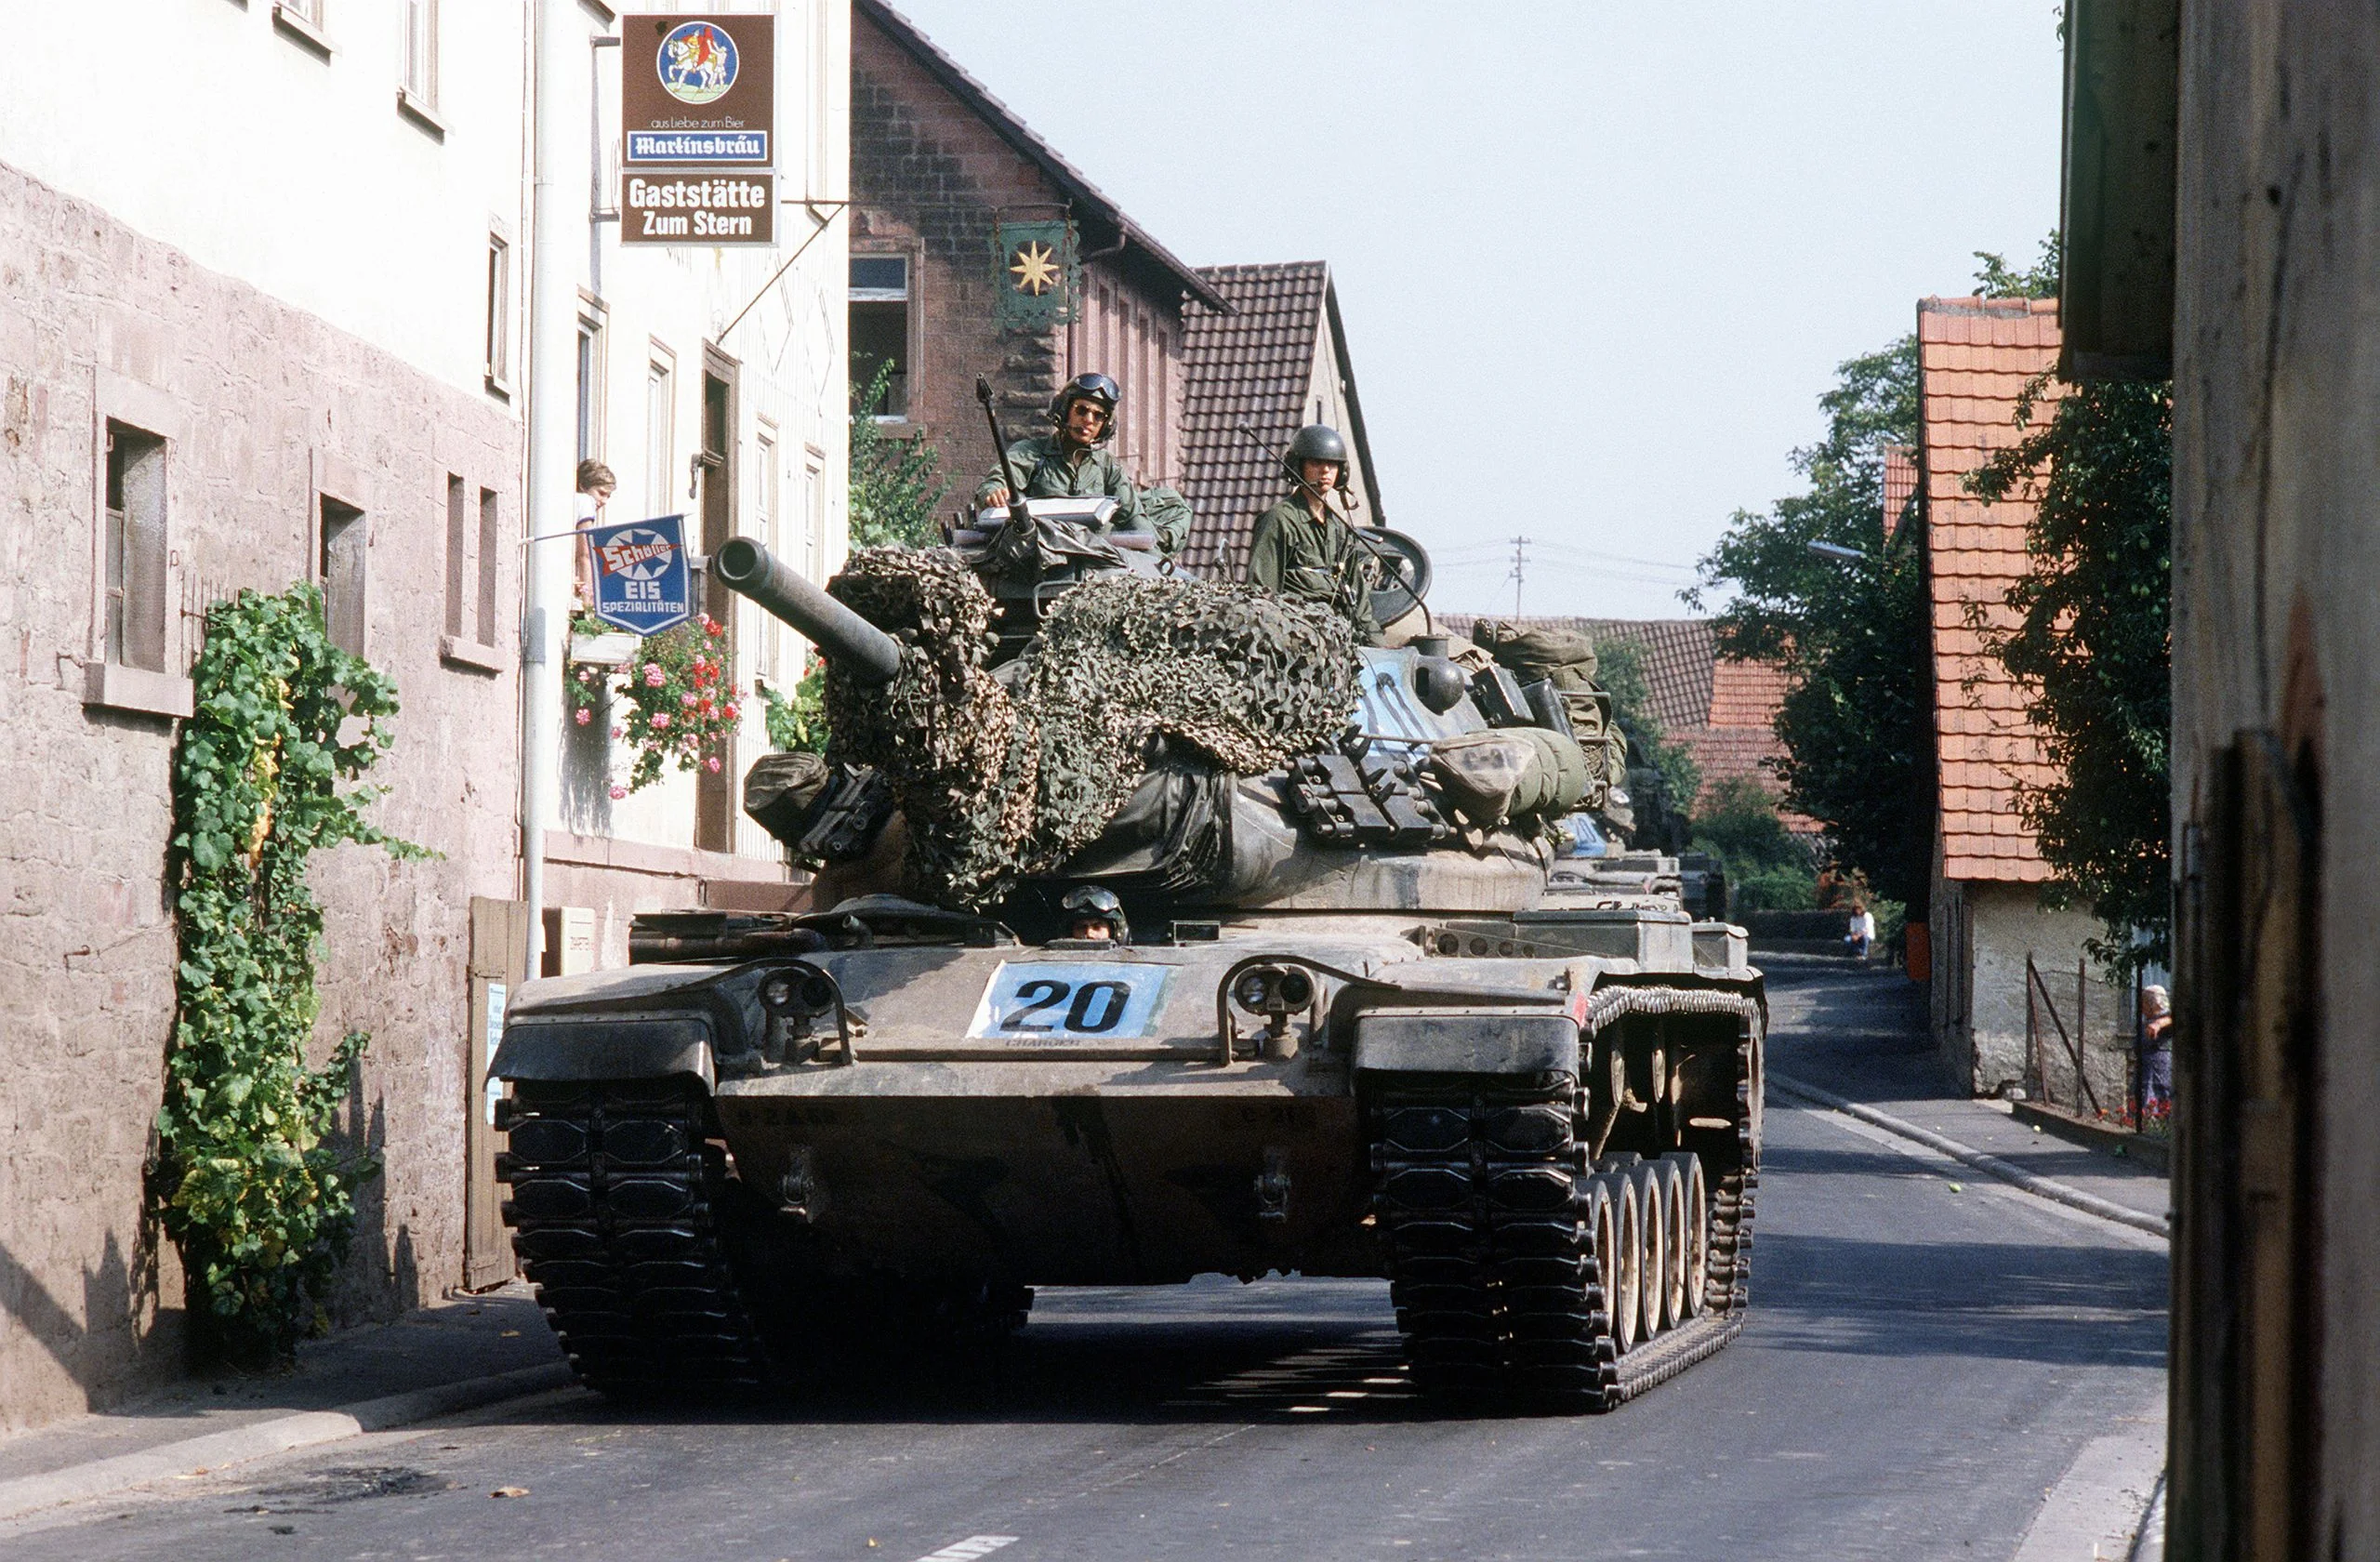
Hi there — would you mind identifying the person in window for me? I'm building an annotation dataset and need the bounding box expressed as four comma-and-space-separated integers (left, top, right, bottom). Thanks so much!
2137, 984, 2174, 1113
1246, 423, 1381, 643
1843, 900, 1876, 960
977, 373, 1150, 539
572, 459, 615, 605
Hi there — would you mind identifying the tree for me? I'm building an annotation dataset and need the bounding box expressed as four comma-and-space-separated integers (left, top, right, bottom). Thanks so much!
1688, 338, 1934, 909
1593, 638, 1700, 851
1968, 376, 2173, 973
850, 363, 951, 549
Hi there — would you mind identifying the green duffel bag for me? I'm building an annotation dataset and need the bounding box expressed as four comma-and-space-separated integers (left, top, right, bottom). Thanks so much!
1471, 618, 1600, 683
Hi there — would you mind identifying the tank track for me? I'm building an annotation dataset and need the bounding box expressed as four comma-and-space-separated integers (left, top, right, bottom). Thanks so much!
1370, 991, 1762, 1410
496, 1080, 774, 1397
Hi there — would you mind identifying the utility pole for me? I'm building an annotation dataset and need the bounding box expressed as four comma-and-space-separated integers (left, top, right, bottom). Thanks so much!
1506, 535, 1529, 619
519, 0, 583, 980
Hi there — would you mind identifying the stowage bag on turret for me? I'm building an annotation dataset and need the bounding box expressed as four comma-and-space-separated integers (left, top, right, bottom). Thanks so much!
822, 548, 1358, 906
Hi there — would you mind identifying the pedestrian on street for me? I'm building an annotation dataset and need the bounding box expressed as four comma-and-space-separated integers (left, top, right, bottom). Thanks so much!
573, 458, 615, 605
1246, 422, 1382, 642
1844, 900, 1876, 960
2138, 984, 2174, 1113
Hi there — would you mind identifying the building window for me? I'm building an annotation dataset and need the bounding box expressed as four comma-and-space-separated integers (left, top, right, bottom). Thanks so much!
850, 255, 909, 419
484, 232, 512, 395
273, 0, 331, 57
645, 355, 674, 516
319, 496, 367, 657
443, 473, 469, 638
476, 487, 501, 646
103, 422, 169, 673
399, 0, 439, 118
575, 310, 606, 464
804, 451, 825, 587
755, 426, 779, 676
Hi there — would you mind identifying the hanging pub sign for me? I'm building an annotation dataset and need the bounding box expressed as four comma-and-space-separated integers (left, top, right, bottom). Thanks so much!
621, 14, 775, 165
585, 514, 694, 636
622, 170, 776, 245
991, 216, 1081, 329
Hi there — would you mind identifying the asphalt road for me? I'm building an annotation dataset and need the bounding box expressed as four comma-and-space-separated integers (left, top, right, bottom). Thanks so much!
13, 968, 2168, 1562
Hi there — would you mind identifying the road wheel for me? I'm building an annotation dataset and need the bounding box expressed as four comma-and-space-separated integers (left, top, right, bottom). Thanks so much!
1604, 1172, 1641, 1355
1662, 1151, 1710, 1317
1628, 1162, 1666, 1340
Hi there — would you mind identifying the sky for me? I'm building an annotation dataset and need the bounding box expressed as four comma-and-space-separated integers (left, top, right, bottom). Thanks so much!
880, 0, 2067, 619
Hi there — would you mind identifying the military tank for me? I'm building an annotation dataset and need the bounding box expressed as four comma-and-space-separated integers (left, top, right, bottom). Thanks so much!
491, 510, 1762, 1410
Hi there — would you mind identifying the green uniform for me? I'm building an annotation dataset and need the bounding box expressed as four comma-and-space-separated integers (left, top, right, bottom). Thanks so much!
1246, 497, 1381, 641
978, 436, 1144, 535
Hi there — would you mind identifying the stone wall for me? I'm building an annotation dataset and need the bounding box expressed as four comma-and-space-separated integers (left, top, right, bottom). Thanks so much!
1932, 877, 2133, 1105
0, 161, 522, 1432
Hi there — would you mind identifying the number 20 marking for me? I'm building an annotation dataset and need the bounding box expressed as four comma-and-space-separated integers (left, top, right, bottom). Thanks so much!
1002, 978, 1131, 1034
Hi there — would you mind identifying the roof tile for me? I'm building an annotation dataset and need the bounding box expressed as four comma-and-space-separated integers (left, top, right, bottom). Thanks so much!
1920, 295, 2063, 883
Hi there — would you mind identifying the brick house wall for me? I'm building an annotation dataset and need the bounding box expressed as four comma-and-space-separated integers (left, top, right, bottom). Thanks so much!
849, 1, 1210, 513
0, 163, 522, 1431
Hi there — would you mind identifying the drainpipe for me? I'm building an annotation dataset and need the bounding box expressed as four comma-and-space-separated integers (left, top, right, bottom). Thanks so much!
520, 0, 581, 980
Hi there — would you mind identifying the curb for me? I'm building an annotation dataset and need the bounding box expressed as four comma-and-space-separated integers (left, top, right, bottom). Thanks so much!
0, 1360, 576, 1523
2010, 1098, 2171, 1175
1767, 1071, 2172, 1239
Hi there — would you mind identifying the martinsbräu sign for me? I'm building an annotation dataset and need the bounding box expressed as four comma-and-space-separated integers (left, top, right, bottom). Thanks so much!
587, 513, 693, 636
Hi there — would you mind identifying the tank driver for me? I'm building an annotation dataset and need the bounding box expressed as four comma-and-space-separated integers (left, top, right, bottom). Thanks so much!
1245, 422, 1382, 643
979, 372, 1189, 553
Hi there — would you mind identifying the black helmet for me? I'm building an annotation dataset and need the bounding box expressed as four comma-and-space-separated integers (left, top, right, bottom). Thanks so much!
1286, 423, 1349, 470
1060, 883, 1129, 942
1050, 373, 1121, 442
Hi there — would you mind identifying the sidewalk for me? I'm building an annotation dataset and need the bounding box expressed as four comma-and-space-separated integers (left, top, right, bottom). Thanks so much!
1758, 952, 2173, 1225
0, 1283, 563, 1494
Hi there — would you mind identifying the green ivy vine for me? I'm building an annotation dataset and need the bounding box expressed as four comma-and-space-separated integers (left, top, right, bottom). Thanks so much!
157, 583, 423, 1361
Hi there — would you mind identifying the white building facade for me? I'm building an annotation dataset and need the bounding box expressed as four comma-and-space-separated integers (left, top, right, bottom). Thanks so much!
0, 0, 847, 1434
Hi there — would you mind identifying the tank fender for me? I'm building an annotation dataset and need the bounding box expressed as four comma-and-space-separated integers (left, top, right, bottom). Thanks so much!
1354, 1010, 1580, 1077
490, 1014, 716, 1089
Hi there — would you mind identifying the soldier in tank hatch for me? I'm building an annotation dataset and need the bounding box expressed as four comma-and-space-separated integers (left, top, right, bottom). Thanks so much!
978, 373, 1135, 524
1246, 423, 1382, 643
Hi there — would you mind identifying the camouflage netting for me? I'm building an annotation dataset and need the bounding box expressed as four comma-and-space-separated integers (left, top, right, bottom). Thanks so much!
824, 548, 1358, 905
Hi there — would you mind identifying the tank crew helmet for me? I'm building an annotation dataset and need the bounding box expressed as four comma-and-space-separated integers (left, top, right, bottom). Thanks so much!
1060, 883, 1129, 944
1050, 373, 1121, 443
1286, 423, 1349, 480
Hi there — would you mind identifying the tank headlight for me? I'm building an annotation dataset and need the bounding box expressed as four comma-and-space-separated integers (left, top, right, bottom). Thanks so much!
1232, 965, 1316, 1016
1233, 970, 1279, 1013
760, 970, 835, 1015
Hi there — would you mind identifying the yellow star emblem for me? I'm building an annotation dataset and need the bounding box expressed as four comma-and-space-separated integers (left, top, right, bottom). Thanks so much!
1010, 240, 1061, 297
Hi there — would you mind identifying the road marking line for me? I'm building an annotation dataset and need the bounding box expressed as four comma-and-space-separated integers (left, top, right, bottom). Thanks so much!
912, 1537, 1018, 1562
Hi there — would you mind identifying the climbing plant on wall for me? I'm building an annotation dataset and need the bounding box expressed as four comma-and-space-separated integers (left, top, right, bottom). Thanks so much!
157, 583, 422, 1362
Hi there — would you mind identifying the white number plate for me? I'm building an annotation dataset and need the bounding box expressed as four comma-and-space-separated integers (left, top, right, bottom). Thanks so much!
966, 962, 1173, 1041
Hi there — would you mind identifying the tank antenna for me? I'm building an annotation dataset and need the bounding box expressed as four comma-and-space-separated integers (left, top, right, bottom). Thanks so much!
976, 377, 1029, 519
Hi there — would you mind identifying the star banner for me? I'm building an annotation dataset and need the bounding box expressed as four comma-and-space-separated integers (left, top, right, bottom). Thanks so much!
992, 218, 1080, 328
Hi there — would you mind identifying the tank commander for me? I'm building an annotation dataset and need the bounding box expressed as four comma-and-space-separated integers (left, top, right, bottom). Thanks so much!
1246, 422, 1382, 643
980, 373, 1186, 550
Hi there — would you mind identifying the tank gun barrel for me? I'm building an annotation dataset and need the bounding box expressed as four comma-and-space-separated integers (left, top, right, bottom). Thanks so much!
712, 536, 904, 685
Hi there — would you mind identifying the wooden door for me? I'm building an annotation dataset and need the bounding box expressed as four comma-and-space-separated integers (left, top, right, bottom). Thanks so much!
2172, 732, 2321, 1560
465, 896, 531, 1291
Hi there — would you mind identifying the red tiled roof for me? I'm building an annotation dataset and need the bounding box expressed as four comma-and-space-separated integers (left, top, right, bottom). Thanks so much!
1883, 443, 1917, 540
1707, 656, 1792, 731
1179, 263, 1329, 579
1919, 296, 2062, 884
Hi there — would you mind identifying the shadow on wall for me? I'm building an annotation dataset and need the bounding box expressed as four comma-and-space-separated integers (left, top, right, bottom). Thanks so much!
560, 678, 616, 836
332, 1092, 423, 1330
0, 1226, 184, 1419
